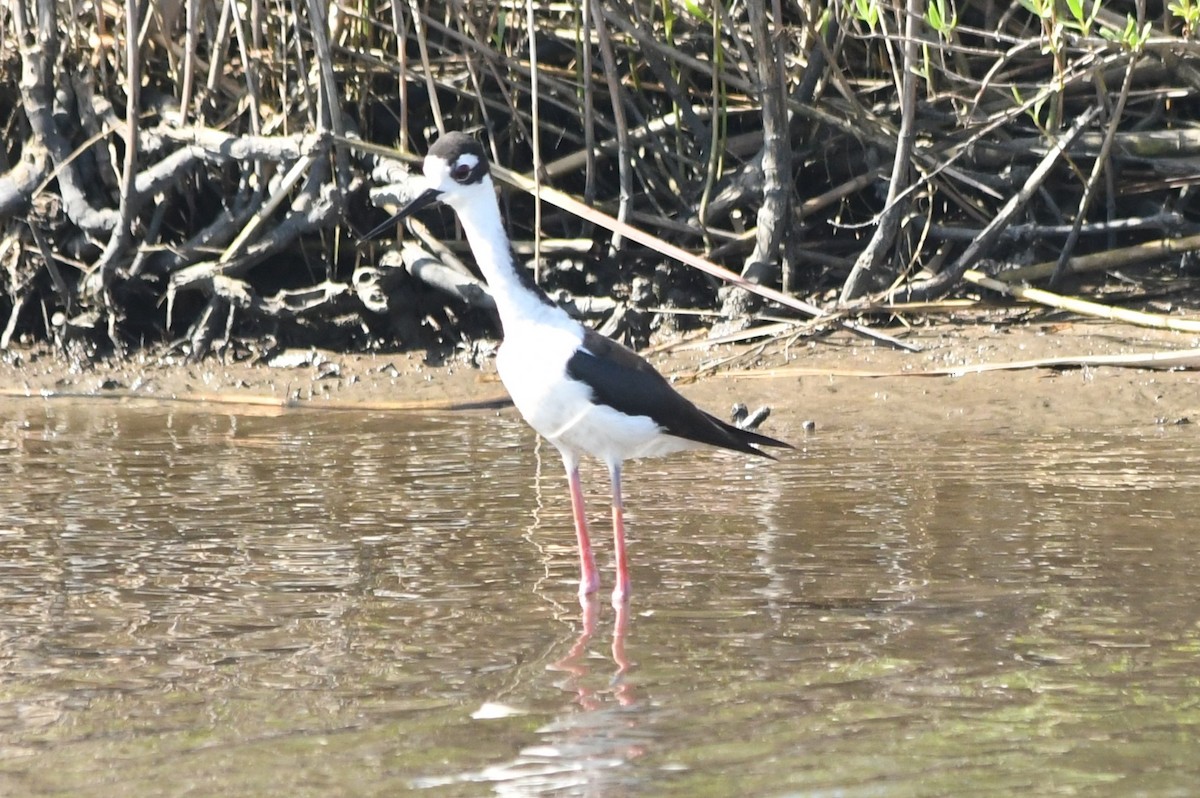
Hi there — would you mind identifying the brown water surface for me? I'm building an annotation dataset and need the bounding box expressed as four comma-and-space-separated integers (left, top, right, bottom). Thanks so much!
1, 400, 1198, 796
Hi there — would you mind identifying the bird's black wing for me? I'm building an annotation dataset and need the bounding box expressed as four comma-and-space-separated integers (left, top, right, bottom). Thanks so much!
565, 329, 790, 457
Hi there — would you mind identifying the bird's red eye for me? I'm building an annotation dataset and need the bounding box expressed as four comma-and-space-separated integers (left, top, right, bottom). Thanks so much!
451, 162, 472, 182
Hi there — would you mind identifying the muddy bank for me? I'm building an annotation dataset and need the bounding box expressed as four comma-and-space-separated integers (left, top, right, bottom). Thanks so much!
2, 318, 1199, 437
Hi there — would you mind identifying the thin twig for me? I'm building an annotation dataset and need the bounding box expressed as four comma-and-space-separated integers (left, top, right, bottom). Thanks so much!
965, 268, 1200, 333
994, 232, 1200, 284
1049, 47, 1140, 286
838, 0, 922, 302
592, 1, 632, 251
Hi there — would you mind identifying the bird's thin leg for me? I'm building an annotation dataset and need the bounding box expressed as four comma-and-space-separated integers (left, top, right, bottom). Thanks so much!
608, 461, 631, 606
565, 458, 599, 599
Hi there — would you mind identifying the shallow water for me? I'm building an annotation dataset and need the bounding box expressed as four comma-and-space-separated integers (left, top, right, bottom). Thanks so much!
1, 400, 1199, 796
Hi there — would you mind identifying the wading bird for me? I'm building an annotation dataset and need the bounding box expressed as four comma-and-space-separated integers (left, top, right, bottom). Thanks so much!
380, 132, 790, 605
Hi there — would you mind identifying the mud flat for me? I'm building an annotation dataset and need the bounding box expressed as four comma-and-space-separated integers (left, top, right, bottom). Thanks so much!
2, 319, 1199, 437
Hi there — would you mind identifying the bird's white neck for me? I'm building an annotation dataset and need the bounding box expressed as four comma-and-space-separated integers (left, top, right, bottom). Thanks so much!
447, 178, 570, 335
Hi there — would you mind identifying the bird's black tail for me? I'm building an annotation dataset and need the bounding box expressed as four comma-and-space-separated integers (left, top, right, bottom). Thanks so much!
704, 412, 793, 459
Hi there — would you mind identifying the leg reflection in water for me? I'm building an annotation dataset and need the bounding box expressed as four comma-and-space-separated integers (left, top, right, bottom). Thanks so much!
453, 598, 647, 794
549, 596, 634, 709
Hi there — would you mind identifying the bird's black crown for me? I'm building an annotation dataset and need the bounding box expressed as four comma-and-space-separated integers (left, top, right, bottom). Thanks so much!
428, 132, 490, 186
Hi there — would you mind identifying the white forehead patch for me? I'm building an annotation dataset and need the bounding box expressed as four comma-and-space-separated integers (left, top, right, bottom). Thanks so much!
453, 153, 480, 172
424, 152, 479, 182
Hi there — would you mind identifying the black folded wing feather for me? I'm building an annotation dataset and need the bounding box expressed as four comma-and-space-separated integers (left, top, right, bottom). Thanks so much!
565, 329, 790, 458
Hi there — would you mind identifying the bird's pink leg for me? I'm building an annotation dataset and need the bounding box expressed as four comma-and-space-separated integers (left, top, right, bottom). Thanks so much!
609, 461, 631, 606
566, 461, 599, 599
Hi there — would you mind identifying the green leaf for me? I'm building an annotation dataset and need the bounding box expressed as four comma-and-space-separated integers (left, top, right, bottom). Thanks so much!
1020, 0, 1052, 18
851, 0, 879, 30
681, 0, 712, 25
1137, 20, 1153, 46
928, 1, 943, 31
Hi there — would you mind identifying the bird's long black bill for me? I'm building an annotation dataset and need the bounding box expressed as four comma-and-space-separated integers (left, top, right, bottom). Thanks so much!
360, 186, 443, 241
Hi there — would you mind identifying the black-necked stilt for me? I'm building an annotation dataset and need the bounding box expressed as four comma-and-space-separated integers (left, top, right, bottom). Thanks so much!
385, 132, 791, 605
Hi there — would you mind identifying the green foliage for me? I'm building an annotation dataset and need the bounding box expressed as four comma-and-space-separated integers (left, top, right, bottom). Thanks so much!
1099, 13, 1153, 51
1062, 0, 1100, 35
847, 0, 880, 33
679, 0, 712, 25
1168, 0, 1199, 38
491, 9, 508, 51
1011, 85, 1053, 132
927, 0, 957, 38
1019, 0, 1064, 57
1019, 0, 1053, 23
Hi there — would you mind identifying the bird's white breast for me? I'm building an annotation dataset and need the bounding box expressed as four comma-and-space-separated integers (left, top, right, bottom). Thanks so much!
495, 322, 586, 437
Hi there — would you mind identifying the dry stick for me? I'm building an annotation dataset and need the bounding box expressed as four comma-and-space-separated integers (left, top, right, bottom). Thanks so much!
526, 0, 543, 283
16, 0, 118, 234
26, 223, 72, 316
590, 0, 632, 251
117, 2, 141, 226
220, 148, 321, 260
396, 244, 495, 311
733, 0, 791, 309
1004, 114, 1200, 160
929, 213, 1187, 243
228, 0, 262, 135
390, 0, 409, 153
995, 232, 1200, 283
301, 0, 330, 117
0, 143, 49, 220
305, 0, 351, 193
92, 0, 143, 351
733, 347, 1200, 379
403, 216, 480, 279
0, 385, 513, 413
696, 0, 724, 239
177, 0, 199, 125
129, 145, 213, 200
963, 269, 1200, 333
580, 0, 597, 206
838, 0, 922, 303
0, 294, 27, 351
204, 0, 234, 98
406, 0, 444, 135
894, 105, 1101, 302
1049, 50, 1139, 287
159, 126, 309, 160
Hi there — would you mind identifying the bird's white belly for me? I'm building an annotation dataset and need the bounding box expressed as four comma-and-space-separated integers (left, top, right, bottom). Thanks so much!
496, 331, 699, 463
